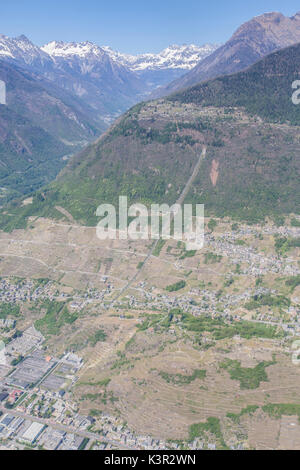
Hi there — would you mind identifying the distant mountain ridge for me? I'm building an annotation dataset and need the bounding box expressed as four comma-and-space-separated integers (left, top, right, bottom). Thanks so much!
101, 44, 219, 71
0, 35, 144, 124
0, 59, 100, 200
155, 11, 300, 97
0, 34, 51, 67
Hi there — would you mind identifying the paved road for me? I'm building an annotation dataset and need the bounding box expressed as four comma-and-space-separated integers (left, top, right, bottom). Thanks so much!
107, 146, 207, 309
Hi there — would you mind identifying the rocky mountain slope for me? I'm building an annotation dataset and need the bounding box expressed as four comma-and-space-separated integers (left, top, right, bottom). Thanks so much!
3, 42, 299, 231
155, 11, 300, 97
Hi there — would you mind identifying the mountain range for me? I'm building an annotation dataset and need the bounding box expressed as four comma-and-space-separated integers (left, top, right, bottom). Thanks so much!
0, 35, 217, 121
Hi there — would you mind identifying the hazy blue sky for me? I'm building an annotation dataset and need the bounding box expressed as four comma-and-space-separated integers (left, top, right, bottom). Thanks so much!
1, 1, 300, 54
